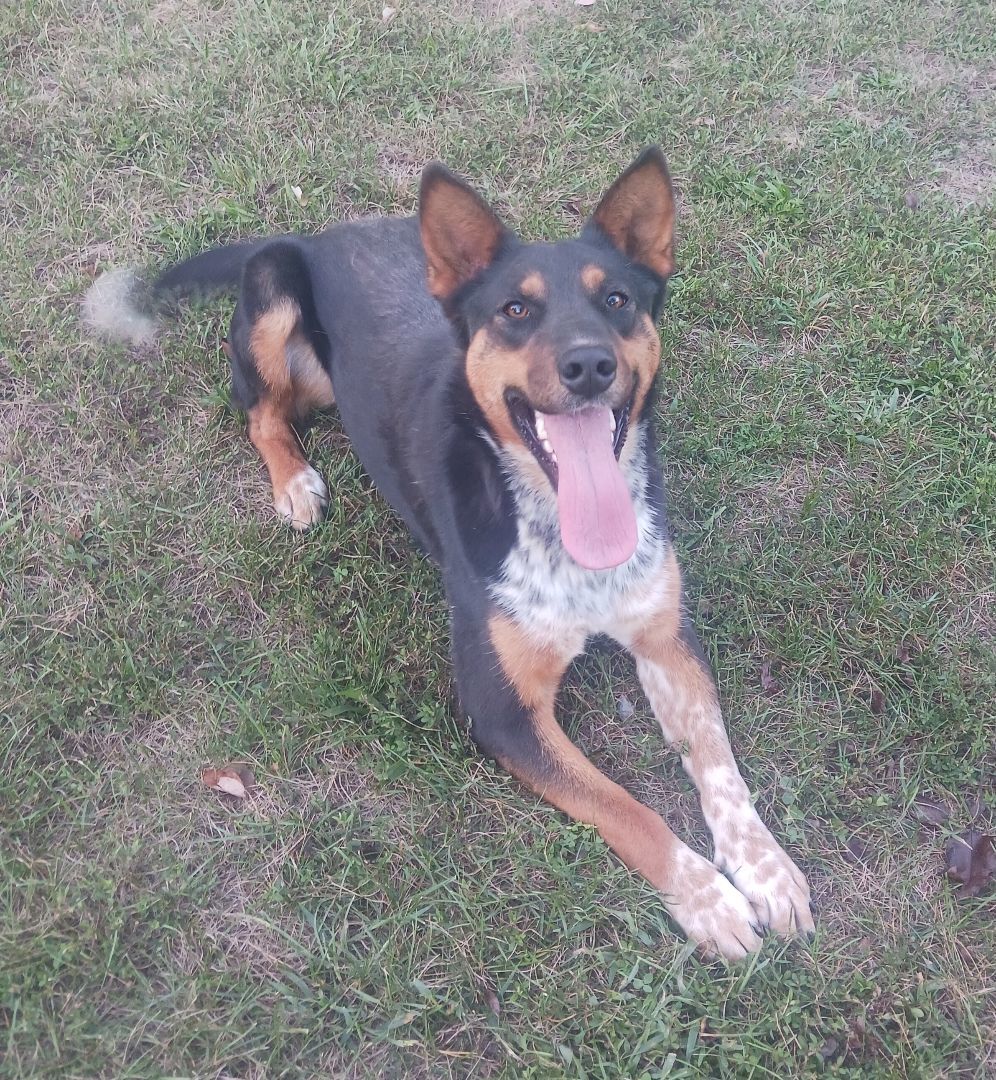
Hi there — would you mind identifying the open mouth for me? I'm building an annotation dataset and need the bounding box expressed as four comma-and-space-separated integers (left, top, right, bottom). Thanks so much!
505, 389, 633, 489
502, 387, 639, 569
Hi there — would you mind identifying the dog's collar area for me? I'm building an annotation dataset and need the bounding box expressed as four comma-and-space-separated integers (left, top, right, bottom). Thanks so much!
504, 389, 632, 489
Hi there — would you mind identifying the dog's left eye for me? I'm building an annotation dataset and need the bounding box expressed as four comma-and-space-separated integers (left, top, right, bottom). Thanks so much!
605, 291, 629, 309
502, 300, 529, 319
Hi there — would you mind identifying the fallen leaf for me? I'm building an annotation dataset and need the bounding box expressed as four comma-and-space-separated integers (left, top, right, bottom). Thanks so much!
843, 835, 870, 864
911, 796, 949, 827
903, 190, 920, 209
945, 830, 996, 897
215, 774, 247, 797
201, 764, 255, 799
818, 1036, 840, 1062
574, 0, 596, 6
869, 687, 885, 715
484, 990, 500, 1018
759, 661, 780, 694
382, 5, 396, 21
617, 694, 635, 720
290, 184, 305, 205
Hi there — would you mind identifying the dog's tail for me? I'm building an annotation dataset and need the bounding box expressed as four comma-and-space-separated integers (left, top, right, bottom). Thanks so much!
82, 239, 266, 347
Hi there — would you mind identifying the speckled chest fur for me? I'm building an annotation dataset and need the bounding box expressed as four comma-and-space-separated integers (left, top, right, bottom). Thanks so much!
489, 421, 673, 645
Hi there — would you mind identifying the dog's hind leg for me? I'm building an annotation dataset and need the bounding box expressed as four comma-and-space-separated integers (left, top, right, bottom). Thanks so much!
227, 242, 335, 530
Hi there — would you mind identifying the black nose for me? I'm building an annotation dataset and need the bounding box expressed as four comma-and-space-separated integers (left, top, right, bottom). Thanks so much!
557, 346, 617, 398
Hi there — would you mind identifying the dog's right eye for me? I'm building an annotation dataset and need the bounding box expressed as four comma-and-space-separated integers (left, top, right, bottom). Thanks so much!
502, 300, 529, 319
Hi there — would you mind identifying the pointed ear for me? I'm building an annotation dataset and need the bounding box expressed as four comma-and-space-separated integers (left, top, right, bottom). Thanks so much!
585, 147, 676, 278
419, 164, 510, 301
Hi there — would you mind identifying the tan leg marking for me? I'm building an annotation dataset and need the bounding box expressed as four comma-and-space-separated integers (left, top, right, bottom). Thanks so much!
244, 302, 331, 530
246, 399, 328, 530
286, 336, 335, 413
489, 614, 764, 960
620, 550, 814, 937
249, 300, 298, 397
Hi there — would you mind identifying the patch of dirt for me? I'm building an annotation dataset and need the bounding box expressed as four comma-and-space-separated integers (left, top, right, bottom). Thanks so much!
798, 62, 842, 101
96, 719, 379, 979
788, 62, 891, 130
728, 458, 815, 538
896, 47, 996, 101
150, 0, 236, 28
376, 146, 426, 194
934, 144, 996, 209
458, 0, 562, 18
945, 562, 995, 643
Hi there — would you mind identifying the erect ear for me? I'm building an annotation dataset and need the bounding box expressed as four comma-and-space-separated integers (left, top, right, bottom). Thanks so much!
584, 146, 677, 279
419, 163, 510, 301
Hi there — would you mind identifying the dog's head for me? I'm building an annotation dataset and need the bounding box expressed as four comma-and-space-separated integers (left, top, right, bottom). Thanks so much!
419, 148, 675, 571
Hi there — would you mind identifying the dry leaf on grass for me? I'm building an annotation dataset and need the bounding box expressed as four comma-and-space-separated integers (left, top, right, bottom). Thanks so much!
616, 694, 635, 720
201, 764, 256, 799
759, 661, 780, 694
944, 829, 996, 897
382, 5, 396, 21
911, 796, 950, 827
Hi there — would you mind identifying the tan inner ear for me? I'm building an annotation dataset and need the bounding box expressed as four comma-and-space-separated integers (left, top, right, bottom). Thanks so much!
420, 181, 505, 300
592, 162, 676, 279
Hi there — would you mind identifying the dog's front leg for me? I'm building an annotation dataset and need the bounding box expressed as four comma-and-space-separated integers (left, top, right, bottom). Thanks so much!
451, 603, 766, 960
618, 554, 814, 939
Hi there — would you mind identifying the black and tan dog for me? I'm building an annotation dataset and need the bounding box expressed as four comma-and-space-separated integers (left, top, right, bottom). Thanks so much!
89, 148, 813, 958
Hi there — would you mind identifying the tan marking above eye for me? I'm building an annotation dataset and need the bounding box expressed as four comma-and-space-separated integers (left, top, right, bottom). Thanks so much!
581, 264, 606, 292
518, 271, 547, 299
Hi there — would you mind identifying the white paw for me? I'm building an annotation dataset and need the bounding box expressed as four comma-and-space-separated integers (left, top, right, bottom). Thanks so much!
666, 847, 765, 961
274, 467, 328, 530
715, 827, 814, 937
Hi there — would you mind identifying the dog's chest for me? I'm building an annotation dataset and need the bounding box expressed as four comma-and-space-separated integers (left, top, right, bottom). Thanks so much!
489, 428, 671, 640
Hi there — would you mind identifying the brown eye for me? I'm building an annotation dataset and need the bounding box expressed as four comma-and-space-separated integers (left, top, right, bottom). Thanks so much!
502, 300, 529, 319
606, 291, 629, 309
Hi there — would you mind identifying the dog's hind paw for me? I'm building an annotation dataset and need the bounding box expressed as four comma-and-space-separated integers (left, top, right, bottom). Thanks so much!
274, 466, 329, 530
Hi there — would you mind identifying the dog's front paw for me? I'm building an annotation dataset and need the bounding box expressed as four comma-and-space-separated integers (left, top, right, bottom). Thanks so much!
274, 466, 329, 530
715, 827, 814, 938
666, 848, 765, 961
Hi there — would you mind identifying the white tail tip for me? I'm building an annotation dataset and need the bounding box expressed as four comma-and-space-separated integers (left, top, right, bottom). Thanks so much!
82, 267, 159, 346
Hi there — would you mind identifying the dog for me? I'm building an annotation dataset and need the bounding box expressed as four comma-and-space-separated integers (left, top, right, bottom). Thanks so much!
86, 147, 814, 958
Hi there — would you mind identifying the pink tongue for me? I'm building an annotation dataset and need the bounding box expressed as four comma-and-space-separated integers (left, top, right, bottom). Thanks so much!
541, 407, 638, 570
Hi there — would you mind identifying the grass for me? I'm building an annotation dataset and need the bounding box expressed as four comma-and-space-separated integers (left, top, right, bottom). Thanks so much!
2, 0, 994, 1075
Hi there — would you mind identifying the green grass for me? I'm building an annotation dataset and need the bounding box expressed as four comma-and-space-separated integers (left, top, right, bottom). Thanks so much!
2, 0, 994, 1075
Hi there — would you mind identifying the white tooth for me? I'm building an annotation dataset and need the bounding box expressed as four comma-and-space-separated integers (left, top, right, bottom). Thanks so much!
610, 412, 617, 431
535, 413, 547, 439
542, 439, 553, 456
